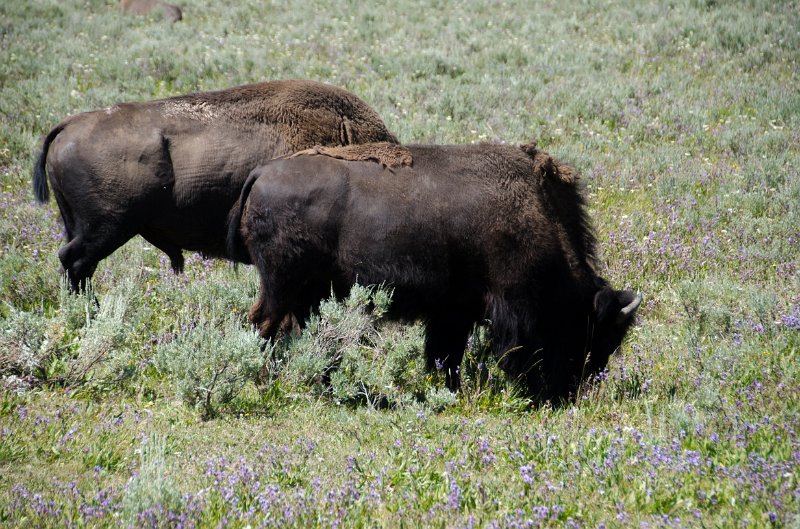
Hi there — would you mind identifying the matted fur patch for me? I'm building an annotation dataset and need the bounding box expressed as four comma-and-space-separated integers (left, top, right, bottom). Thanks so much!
520, 140, 577, 185
290, 142, 413, 168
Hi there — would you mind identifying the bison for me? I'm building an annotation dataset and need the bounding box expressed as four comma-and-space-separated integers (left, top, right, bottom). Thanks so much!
121, 0, 182, 23
32, 80, 399, 291
227, 141, 642, 402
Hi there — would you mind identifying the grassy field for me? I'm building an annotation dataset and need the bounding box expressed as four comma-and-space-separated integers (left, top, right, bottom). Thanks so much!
1, 0, 799, 527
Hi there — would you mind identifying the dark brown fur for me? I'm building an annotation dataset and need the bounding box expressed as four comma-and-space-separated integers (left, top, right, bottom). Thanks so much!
32, 80, 399, 291
228, 142, 641, 403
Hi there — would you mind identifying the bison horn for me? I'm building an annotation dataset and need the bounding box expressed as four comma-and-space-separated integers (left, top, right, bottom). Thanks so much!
616, 291, 642, 324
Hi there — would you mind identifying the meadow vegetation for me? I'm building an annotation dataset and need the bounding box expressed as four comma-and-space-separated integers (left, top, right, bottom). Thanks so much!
1, 0, 798, 527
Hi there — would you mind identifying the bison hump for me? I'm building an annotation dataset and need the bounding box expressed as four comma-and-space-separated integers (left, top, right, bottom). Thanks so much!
289, 142, 413, 168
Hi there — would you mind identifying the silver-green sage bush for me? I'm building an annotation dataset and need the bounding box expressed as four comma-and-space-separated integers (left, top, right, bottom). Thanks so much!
154, 314, 264, 419
279, 285, 433, 409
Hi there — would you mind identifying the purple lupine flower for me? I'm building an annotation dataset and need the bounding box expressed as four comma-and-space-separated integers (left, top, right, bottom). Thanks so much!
780, 307, 800, 330
532, 505, 549, 520
520, 464, 536, 485
446, 479, 461, 510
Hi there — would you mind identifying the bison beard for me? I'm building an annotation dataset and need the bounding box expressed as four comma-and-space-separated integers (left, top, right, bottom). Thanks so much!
229, 142, 642, 403
32, 80, 398, 292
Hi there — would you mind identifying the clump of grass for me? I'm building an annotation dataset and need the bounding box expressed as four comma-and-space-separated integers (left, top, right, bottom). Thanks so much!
121, 433, 184, 526
456, 326, 529, 413
0, 252, 61, 312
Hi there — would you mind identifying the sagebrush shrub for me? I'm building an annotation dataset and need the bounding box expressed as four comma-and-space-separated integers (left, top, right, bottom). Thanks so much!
278, 285, 430, 408
154, 314, 263, 419
0, 305, 50, 387
0, 280, 130, 389
63, 285, 133, 386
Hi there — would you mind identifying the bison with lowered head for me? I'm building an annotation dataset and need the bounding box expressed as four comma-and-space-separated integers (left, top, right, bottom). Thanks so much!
32, 80, 398, 291
227, 141, 641, 402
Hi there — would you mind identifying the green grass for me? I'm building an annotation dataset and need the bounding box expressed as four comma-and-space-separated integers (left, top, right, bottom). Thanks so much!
1, 0, 798, 527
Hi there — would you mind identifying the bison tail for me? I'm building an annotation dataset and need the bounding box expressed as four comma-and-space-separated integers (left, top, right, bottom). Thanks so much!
32, 150, 49, 202
31, 124, 66, 203
226, 169, 261, 266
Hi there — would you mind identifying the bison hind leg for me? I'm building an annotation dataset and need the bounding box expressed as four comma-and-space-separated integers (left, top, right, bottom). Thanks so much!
57, 223, 136, 293
247, 294, 286, 342
57, 237, 97, 293
157, 249, 184, 274
54, 238, 98, 298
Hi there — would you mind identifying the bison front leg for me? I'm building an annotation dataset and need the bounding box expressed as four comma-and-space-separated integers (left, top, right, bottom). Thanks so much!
424, 313, 474, 391
140, 230, 185, 273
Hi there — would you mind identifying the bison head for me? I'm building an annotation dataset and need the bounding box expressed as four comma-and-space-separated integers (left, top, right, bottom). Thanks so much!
586, 286, 642, 379
500, 283, 642, 404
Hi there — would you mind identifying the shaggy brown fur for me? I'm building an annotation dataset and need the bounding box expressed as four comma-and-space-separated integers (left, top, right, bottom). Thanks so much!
32, 80, 398, 291
158, 81, 399, 152
121, 0, 182, 22
290, 142, 413, 168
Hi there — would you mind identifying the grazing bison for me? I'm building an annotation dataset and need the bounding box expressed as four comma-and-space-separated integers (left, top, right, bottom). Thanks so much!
228, 142, 642, 402
121, 0, 182, 22
32, 80, 399, 291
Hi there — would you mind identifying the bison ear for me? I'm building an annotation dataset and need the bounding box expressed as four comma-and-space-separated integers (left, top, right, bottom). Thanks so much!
594, 288, 642, 325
